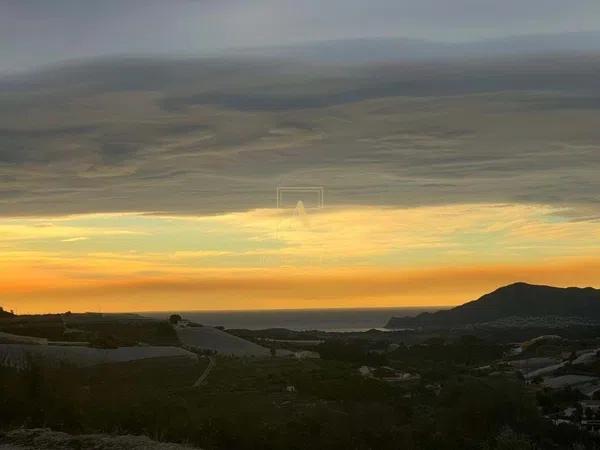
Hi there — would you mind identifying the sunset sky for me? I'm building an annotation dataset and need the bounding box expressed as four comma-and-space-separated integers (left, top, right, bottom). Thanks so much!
2, 203, 600, 313
2, 1, 600, 313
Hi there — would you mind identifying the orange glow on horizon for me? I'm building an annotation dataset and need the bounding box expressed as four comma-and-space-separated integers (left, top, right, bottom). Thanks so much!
4, 258, 600, 314
2, 203, 599, 314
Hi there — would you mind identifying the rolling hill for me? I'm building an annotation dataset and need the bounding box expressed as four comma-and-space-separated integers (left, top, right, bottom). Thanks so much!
236, 31, 600, 64
386, 283, 600, 329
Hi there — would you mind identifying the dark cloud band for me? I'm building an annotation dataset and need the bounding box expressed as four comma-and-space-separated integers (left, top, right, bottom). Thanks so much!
1, 54, 599, 217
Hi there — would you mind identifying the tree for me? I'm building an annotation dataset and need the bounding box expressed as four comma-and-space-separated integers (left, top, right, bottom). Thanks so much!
488, 427, 537, 450
169, 314, 182, 325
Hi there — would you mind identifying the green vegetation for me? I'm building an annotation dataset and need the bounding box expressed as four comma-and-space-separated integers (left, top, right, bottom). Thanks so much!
0, 314, 179, 346
317, 339, 387, 366
0, 314, 65, 340
537, 387, 584, 415
169, 314, 183, 325
78, 320, 179, 347
4, 310, 600, 449
2, 344, 596, 449
387, 336, 506, 380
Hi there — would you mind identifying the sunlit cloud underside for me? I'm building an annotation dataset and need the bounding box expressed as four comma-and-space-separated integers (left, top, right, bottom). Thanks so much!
2, 203, 599, 313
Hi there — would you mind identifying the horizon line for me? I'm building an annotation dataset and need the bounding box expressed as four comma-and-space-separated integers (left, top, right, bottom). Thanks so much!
11, 305, 452, 316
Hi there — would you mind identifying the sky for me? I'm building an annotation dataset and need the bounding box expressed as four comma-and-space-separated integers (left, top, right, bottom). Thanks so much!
1, 1, 600, 313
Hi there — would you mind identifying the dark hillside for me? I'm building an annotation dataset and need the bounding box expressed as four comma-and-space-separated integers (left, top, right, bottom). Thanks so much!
386, 283, 600, 328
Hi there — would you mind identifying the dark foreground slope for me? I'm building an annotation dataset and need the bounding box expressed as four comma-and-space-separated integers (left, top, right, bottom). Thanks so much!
0, 428, 195, 450
386, 283, 600, 329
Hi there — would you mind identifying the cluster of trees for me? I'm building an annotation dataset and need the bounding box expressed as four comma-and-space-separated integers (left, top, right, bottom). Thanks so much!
3, 330, 600, 449
0, 306, 14, 318
394, 336, 504, 363
2, 351, 599, 449
317, 339, 388, 366
169, 314, 182, 324
0, 317, 179, 347
68, 321, 179, 346
0, 362, 597, 450
316, 335, 506, 382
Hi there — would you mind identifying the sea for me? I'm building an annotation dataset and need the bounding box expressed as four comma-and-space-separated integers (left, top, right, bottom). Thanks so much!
143, 307, 445, 332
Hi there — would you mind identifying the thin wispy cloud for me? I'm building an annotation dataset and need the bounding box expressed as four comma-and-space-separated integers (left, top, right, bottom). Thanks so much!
60, 237, 89, 242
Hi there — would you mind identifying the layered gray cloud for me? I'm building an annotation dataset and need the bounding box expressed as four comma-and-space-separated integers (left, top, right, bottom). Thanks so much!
1, 54, 600, 217
3, 0, 600, 72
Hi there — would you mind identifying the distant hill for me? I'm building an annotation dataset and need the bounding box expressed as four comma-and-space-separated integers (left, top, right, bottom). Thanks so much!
0, 307, 14, 318
237, 31, 600, 64
385, 283, 600, 329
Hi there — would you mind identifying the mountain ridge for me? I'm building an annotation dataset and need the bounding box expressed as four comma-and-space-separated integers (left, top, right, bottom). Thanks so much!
385, 282, 600, 329
233, 31, 600, 63
4, 31, 600, 79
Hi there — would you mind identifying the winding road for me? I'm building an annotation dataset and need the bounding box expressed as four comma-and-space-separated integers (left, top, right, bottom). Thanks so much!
193, 355, 216, 387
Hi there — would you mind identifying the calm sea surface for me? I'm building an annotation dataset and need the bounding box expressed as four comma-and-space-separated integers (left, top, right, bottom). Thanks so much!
143, 307, 445, 332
